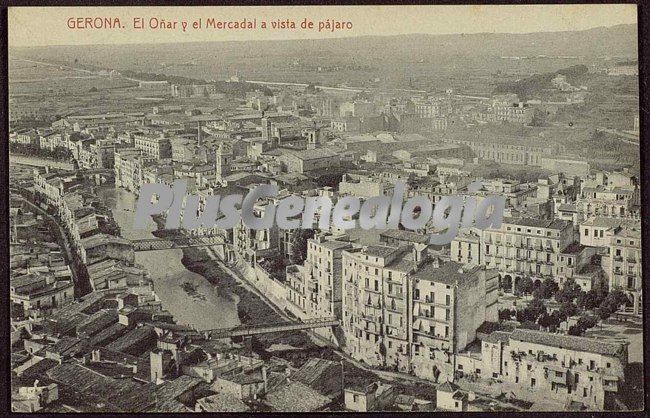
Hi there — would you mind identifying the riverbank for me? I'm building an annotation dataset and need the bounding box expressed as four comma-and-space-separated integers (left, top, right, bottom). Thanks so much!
149, 222, 330, 356
148, 220, 444, 402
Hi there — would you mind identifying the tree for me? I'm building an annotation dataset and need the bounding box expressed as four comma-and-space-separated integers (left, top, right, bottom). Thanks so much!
601, 289, 631, 312
595, 305, 612, 321
533, 278, 559, 300
577, 288, 603, 310
555, 279, 582, 304
537, 313, 554, 330
559, 301, 579, 319
515, 277, 534, 296
568, 325, 583, 336
520, 321, 540, 330
499, 309, 514, 321
289, 229, 315, 265
529, 298, 546, 317
576, 315, 598, 332
261, 86, 274, 97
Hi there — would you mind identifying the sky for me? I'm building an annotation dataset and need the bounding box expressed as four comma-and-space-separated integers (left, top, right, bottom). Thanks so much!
9, 5, 638, 47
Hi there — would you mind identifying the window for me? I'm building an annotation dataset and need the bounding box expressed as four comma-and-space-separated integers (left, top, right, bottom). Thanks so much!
555, 371, 563, 377
458, 364, 463, 370
584, 229, 589, 236
353, 394, 359, 402
446, 295, 451, 306
455, 401, 459, 408
607, 362, 611, 368
530, 378, 536, 388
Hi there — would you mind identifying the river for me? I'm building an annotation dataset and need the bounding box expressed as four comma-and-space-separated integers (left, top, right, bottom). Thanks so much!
97, 187, 240, 330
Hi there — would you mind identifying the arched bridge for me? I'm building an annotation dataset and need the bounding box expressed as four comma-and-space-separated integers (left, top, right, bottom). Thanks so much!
203, 317, 340, 339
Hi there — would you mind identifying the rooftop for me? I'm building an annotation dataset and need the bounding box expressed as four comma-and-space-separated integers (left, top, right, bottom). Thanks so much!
379, 229, 429, 244
412, 260, 482, 286
510, 329, 627, 357
196, 393, 250, 412
502, 217, 571, 230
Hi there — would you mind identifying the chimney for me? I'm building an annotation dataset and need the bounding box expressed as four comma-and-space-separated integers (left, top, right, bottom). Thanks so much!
262, 366, 268, 393
197, 121, 202, 147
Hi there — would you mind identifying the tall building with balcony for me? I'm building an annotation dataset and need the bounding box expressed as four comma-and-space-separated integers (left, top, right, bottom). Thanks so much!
341, 244, 498, 382
342, 245, 416, 372
133, 133, 172, 160
286, 233, 353, 342
410, 259, 498, 382
479, 217, 575, 289
608, 225, 642, 315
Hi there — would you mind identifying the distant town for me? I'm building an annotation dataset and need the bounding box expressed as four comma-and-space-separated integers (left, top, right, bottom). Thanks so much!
8, 22, 643, 413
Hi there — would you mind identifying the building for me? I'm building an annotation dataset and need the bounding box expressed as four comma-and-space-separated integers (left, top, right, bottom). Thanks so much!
607, 225, 642, 315
493, 102, 533, 124
279, 148, 340, 174
133, 133, 172, 159
344, 382, 396, 412
478, 217, 576, 289
285, 234, 353, 340
10, 272, 74, 314
435, 381, 468, 411
482, 329, 628, 410
341, 244, 499, 383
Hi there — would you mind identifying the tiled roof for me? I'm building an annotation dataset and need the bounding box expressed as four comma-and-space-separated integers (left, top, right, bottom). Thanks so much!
196, 393, 250, 412
510, 329, 627, 357
265, 381, 332, 412
379, 229, 429, 244
502, 217, 571, 230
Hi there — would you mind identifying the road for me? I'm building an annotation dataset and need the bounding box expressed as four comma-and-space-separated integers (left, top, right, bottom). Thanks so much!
11, 190, 83, 293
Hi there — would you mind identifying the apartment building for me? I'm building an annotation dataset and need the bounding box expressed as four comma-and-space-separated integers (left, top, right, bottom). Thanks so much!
410, 260, 498, 382
341, 244, 498, 382
477, 217, 575, 288
114, 147, 157, 193
133, 133, 172, 159
285, 234, 353, 341
481, 329, 628, 410
492, 102, 533, 124
576, 185, 640, 219
342, 245, 416, 372
608, 226, 642, 315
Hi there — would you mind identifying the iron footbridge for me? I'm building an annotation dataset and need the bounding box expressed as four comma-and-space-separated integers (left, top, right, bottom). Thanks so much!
130, 231, 231, 252
202, 317, 340, 339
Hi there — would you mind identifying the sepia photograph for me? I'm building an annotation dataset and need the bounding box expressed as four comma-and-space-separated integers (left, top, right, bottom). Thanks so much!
6, 4, 644, 413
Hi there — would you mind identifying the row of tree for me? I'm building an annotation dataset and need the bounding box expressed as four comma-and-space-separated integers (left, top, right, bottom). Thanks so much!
499, 277, 632, 335
9, 142, 72, 162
